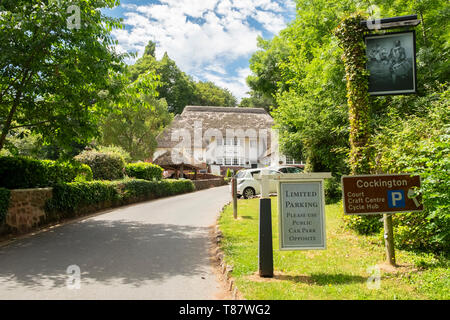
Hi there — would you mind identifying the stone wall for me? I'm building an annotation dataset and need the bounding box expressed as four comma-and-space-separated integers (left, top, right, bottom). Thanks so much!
5, 188, 53, 233
2, 180, 227, 235
193, 178, 228, 191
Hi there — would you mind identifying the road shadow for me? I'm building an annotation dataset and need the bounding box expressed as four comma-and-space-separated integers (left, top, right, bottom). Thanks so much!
0, 219, 212, 289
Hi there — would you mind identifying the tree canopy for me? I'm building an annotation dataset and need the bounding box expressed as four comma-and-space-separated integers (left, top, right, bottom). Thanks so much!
247, 0, 449, 174
129, 41, 237, 114
0, 0, 127, 155
99, 71, 173, 161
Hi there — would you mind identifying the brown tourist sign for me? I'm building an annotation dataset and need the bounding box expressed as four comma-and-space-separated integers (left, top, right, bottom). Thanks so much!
342, 174, 423, 215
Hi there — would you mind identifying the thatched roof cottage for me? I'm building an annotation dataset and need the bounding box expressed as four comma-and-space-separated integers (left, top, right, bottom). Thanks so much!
153, 106, 301, 175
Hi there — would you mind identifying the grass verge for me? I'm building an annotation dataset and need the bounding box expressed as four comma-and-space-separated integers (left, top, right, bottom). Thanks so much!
218, 198, 449, 300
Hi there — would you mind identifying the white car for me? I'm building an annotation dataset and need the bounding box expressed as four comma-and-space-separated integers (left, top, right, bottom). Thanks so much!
269, 165, 304, 173
230, 168, 281, 199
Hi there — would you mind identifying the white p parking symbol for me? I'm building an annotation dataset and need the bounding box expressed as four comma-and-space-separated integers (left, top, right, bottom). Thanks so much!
392, 192, 402, 206
388, 190, 405, 208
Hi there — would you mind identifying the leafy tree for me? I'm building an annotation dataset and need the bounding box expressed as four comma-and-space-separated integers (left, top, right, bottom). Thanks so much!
0, 0, 127, 154
246, 35, 293, 105
156, 53, 197, 114
194, 81, 236, 107
99, 72, 173, 161
239, 93, 274, 112
129, 41, 238, 114
370, 87, 449, 252
249, 0, 449, 175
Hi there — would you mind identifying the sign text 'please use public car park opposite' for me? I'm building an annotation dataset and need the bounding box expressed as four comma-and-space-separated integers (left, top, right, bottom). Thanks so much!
278, 181, 326, 250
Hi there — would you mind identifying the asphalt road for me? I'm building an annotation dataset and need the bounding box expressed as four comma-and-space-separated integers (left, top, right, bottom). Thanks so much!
0, 185, 231, 299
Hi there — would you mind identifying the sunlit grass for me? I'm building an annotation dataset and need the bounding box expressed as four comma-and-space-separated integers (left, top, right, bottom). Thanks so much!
218, 197, 449, 300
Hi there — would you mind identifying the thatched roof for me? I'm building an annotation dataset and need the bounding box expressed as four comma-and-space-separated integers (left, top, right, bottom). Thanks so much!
156, 106, 274, 149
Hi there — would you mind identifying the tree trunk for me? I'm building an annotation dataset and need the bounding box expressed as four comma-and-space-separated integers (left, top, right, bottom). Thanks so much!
0, 101, 18, 151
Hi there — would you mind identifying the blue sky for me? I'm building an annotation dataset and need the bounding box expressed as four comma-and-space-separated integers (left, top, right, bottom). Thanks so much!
103, 0, 296, 101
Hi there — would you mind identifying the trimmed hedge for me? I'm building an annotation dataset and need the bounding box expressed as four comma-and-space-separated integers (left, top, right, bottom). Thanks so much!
0, 188, 10, 223
117, 179, 195, 200
125, 162, 163, 181
46, 181, 119, 215
46, 179, 195, 219
74, 150, 125, 181
0, 156, 93, 189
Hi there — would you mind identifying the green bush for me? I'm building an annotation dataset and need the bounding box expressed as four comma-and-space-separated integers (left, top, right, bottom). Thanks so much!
74, 150, 125, 180
368, 89, 450, 252
97, 145, 131, 163
115, 179, 159, 200
343, 213, 383, 235
45, 179, 195, 219
0, 188, 10, 223
163, 179, 195, 195
125, 162, 163, 181
42, 160, 93, 185
46, 181, 119, 217
115, 178, 194, 200
226, 168, 232, 177
0, 156, 93, 189
0, 156, 46, 189
324, 176, 342, 204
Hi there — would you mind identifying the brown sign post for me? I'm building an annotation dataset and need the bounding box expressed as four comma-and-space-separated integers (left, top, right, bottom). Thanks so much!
342, 174, 423, 215
342, 174, 423, 266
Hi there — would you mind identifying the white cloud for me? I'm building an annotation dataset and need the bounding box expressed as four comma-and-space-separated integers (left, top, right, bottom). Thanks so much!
203, 67, 252, 99
111, 0, 294, 100
205, 63, 227, 75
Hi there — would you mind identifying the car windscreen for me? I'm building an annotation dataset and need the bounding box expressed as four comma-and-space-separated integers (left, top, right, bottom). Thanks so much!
236, 171, 246, 179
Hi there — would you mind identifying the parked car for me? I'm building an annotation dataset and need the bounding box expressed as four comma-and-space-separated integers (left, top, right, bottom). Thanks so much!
269, 165, 304, 174
231, 168, 281, 199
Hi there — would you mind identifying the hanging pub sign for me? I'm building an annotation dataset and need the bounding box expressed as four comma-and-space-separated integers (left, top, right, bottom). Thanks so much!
365, 31, 417, 95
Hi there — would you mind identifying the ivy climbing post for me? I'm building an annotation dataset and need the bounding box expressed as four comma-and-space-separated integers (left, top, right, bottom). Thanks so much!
335, 14, 396, 266
335, 14, 372, 175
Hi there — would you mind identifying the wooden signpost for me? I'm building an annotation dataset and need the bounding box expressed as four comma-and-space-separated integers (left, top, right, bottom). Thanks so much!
231, 176, 238, 219
342, 174, 423, 265
342, 174, 423, 215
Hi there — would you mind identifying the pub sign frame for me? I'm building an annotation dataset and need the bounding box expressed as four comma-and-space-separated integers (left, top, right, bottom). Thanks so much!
365, 30, 417, 96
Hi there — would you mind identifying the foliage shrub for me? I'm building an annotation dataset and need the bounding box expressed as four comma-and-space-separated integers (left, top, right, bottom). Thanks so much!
116, 178, 194, 200
0, 188, 10, 223
42, 160, 93, 184
46, 181, 119, 218
370, 89, 449, 252
125, 162, 163, 181
0, 156, 93, 189
324, 176, 342, 204
45, 179, 195, 219
74, 150, 125, 180
226, 168, 232, 177
97, 145, 131, 163
343, 213, 383, 235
